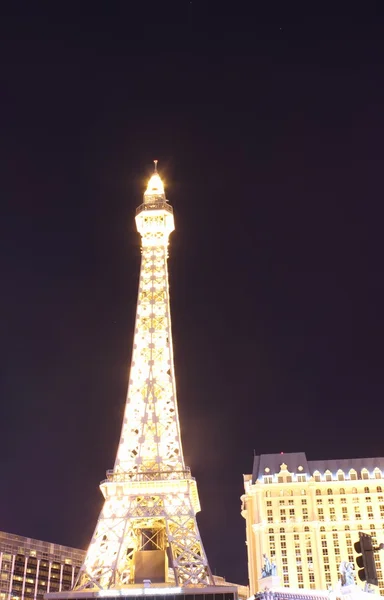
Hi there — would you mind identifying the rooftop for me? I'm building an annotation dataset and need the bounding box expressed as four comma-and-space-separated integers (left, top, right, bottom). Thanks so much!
250, 452, 384, 484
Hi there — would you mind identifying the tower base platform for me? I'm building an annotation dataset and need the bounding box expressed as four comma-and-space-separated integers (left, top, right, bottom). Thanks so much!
45, 584, 238, 600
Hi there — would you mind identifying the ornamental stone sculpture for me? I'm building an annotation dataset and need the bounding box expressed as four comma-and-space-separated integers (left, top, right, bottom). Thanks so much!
261, 554, 277, 578
339, 561, 355, 586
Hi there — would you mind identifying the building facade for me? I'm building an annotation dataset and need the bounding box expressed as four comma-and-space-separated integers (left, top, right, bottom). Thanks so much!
0, 531, 248, 600
0, 531, 84, 600
241, 452, 384, 596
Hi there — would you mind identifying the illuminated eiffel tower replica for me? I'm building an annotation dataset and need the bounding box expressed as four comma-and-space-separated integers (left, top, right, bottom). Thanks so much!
47, 163, 237, 600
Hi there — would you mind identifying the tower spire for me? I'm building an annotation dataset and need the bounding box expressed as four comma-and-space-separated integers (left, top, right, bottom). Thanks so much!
144, 161, 165, 201
69, 164, 214, 591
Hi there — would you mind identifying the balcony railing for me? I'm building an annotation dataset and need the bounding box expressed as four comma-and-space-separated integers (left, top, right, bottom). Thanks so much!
101, 468, 192, 484
136, 201, 173, 215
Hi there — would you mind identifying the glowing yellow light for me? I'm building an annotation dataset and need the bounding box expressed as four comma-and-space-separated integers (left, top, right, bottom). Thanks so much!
98, 588, 182, 597
145, 172, 165, 196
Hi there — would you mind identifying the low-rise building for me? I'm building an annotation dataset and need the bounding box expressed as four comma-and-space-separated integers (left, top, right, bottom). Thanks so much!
0, 532, 84, 600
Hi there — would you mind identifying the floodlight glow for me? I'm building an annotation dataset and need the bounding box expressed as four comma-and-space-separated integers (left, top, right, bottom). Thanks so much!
97, 589, 182, 598
145, 173, 165, 197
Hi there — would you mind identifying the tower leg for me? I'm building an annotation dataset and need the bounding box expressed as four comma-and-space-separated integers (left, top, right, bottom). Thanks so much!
74, 481, 213, 591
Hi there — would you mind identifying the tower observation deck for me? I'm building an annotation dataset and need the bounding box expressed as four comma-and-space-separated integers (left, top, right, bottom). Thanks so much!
45, 163, 236, 600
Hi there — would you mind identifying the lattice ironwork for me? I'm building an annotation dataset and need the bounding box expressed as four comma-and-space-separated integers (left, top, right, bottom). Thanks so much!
74, 166, 213, 590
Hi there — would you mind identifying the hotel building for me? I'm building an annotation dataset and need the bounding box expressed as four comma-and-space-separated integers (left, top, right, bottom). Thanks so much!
241, 452, 384, 596
0, 532, 84, 600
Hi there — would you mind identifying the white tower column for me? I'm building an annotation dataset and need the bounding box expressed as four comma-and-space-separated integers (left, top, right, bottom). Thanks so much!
7, 554, 16, 600
33, 559, 40, 600
21, 556, 28, 600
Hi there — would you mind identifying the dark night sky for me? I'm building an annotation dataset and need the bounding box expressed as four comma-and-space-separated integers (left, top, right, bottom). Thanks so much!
1, 1, 384, 586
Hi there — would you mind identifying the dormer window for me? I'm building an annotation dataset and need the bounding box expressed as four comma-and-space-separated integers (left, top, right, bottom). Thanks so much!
277, 463, 293, 484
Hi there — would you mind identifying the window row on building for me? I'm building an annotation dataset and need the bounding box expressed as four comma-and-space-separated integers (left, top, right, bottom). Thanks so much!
263, 469, 383, 485
313, 468, 383, 482
264, 485, 383, 497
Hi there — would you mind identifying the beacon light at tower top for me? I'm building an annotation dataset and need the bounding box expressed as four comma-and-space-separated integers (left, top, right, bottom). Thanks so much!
145, 172, 164, 195
143, 159, 165, 201
135, 161, 174, 244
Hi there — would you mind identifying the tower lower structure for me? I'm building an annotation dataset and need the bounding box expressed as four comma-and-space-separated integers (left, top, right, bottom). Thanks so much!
45, 164, 236, 600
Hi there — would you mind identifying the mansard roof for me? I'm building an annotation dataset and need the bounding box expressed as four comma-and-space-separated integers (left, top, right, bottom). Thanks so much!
252, 452, 309, 483
251, 452, 384, 484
